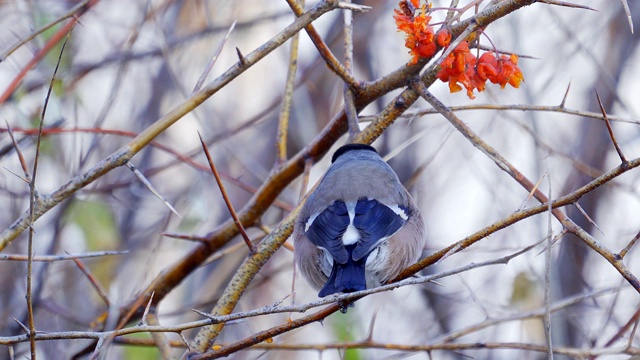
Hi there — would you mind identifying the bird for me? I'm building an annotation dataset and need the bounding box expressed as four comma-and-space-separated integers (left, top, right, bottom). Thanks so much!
293, 143, 426, 298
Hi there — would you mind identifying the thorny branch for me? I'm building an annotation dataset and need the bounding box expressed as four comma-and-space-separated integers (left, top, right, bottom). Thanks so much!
0, 0, 341, 251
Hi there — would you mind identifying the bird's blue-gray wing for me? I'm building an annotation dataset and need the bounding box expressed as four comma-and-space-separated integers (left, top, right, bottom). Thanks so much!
352, 198, 407, 261
305, 200, 350, 264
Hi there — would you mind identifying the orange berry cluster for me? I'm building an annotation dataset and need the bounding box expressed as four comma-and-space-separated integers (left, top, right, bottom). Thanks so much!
394, 0, 524, 99
437, 41, 524, 99
393, 0, 451, 65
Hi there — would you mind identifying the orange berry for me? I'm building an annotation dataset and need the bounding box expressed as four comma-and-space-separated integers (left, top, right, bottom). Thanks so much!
417, 41, 437, 57
436, 29, 451, 47
478, 52, 496, 65
476, 63, 497, 81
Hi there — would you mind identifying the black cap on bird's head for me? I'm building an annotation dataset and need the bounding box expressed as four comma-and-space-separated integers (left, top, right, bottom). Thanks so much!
331, 144, 377, 163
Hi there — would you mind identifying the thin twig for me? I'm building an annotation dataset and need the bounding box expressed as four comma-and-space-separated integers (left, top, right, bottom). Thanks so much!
26, 18, 77, 360
0, 251, 127, 261
382, 103, 640, 125
198, 133, 256, 254
285, 0, 357, 86
544, 172, 554, 359
475, 44, 538, 59
275, 1, 303, 165
344, 78, 359, 141
343, 0, 360, 140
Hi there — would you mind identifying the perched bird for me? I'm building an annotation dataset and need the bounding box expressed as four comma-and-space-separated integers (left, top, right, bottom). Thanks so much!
293, 144, 426, 298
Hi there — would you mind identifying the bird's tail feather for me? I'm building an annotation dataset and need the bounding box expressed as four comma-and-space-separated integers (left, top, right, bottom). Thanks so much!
318, 246, 366, 297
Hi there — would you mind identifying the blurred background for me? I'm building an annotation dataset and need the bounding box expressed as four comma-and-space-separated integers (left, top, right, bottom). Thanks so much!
1, 0, 639, 359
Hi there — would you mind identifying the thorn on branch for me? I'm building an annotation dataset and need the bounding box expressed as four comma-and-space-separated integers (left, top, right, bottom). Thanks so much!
198, 132, 256, 255
13, 318, 30, 334
594, 88, 627, 164
537, 0, 596, 11
236, 47, 248, 66
619, 0, 634, 34
126, 161, 182, 218
5, 120, 32, 183
574, 202, 604, 236
192, 309, 223, 324
70, 253, 111, 306
559, 81, 571, 108
140, 292, 155, 326
193, 19, 237, 94
618, 229, 640, 259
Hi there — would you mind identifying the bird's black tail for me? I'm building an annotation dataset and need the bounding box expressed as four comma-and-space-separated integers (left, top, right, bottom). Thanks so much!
318, 245, 366, 297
